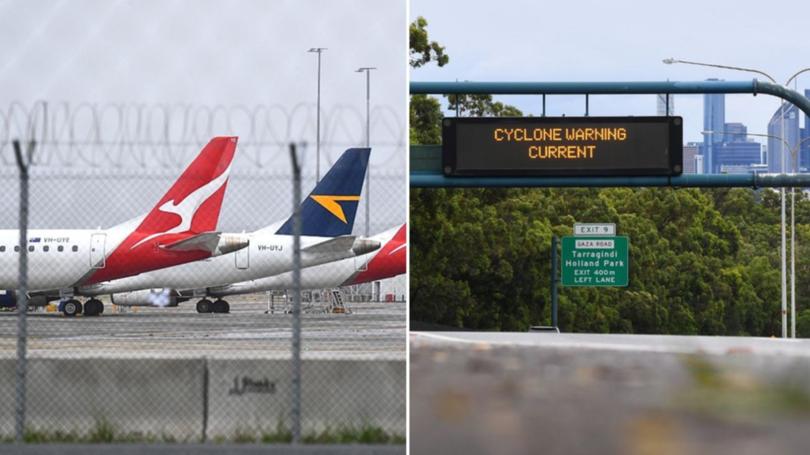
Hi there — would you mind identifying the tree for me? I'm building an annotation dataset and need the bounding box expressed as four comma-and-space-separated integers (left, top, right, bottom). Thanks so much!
446, 94, 524, 117
409, 17, 449, 68
410, 95, 442, 145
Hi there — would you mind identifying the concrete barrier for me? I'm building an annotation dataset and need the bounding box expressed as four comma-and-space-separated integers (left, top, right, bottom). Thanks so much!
0, 358, 205, 440
0, 359, 15, 436
0, 357, 405, 441
206, 359, 405, 438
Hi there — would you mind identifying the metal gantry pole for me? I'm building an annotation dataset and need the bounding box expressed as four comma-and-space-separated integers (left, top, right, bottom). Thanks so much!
792, 186, 796, 338
551, 236, 559, 329
289, 143, 302, 444
781, 101, 787, 338
14, 139, 33, 442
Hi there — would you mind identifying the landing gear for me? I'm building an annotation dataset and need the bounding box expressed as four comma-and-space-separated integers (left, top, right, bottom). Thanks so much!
62, 299, 82, 317
196, 298, 229, 314
212, 299, 230, 314
196, 299, 211, 313
84, 299, 104, 316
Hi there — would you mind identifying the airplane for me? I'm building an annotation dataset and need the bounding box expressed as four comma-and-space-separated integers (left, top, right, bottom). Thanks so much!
111, 223, 406, 311
83, 147, 381, 314
0, 136, 247, 316
206, 223, 406, 302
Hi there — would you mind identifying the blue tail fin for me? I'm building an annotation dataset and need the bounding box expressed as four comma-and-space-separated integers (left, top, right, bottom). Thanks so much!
276, 147, 370, 236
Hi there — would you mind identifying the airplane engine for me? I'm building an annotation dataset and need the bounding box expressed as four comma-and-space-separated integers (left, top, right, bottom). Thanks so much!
0, 291, 48, 308
111, 289, 187, 307
0, 290, 16, 308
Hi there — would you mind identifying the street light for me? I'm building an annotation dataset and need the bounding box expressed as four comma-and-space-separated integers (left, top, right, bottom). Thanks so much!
308, 48, 327, 182
356, 67, 376, 237
703, 129, 810, 338
666, 58, 810, 338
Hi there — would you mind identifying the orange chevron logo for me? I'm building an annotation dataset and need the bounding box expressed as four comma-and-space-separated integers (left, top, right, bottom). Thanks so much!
311, 195, 361, 223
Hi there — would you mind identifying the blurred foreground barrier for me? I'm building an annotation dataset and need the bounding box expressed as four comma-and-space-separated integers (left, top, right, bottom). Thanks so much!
0, 358, 405, 441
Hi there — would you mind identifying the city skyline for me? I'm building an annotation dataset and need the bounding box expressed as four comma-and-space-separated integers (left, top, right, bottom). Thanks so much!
411, 0, 810, 150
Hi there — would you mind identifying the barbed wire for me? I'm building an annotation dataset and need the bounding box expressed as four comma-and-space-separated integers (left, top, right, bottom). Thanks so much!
0, 101, 406, 170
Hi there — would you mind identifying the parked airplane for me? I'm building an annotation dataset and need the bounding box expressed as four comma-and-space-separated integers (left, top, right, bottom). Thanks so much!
112, 223, 406, 311
0, 137, 247, 316
86, 148, 380, 314
206, 223, 406, 301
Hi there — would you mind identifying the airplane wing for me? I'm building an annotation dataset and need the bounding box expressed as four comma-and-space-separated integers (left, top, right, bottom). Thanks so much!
159, 232, 249, 256
301, 236, 381, 256
159, 231, 221, 252
301, 236, 357, 255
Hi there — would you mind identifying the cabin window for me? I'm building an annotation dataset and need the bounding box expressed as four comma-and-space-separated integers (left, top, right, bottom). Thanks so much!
57, 245, 64, 252
72, 245, 78, 252
43, 245, 49, 252
14, 246, 19, 252
0, 246, 4, 252
28, 245, 34, 252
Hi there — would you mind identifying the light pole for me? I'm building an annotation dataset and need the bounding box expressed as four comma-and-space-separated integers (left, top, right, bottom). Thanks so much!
703, 129, 810, 338
308, 48, 327, 182
665, 58, 810, 338
356, 67, 376, 236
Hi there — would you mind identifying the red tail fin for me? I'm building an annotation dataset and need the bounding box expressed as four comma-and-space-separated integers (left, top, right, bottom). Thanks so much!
136, 136, 237, 241
344, 224, 407, 285
82, 137, 237, 285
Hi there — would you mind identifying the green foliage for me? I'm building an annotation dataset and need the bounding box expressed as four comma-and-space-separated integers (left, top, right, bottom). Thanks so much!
411, 187, 806, 336
446, 94, 524, 117
409, 17, 449, 68
410, 94, 443, 145
16, 422, 402, 444
22, 419, 180, 443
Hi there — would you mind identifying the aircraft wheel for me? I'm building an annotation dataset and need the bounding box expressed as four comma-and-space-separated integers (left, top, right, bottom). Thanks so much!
84, 299, 103, 316
196, 299, 211, 313
213, 299, 230, 314
63, 299, 82, 317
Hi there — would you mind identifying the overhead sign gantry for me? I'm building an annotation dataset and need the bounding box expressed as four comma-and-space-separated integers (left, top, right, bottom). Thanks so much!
412, 79, 810, 188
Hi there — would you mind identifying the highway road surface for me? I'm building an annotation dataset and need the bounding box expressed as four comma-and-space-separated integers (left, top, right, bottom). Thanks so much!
411, 331, 810, 455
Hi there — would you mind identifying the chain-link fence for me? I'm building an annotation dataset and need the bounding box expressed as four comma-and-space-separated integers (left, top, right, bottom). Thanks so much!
0, 104, 406, 445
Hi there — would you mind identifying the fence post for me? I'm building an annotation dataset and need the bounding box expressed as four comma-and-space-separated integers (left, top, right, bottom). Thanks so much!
13, 139, 33, 443
289, 143, 302, 444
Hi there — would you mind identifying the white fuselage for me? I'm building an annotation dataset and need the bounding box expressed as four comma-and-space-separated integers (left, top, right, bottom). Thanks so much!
80, 225, 359, 296
0, 220, 136, 291
210, 227, 398, 295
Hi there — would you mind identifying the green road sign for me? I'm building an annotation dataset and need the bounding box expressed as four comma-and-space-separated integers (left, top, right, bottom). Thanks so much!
561, 236, 629, 287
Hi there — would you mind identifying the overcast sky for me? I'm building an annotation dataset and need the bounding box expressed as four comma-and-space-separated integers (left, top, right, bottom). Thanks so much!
0, 0, 406, 171
0, 0, 407, 233
411, 0, 810, 145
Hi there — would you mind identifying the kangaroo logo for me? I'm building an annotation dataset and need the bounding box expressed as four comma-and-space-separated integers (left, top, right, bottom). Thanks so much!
310, 195, 361, 223
130, 164, 232, 249
388, 243, 406, 256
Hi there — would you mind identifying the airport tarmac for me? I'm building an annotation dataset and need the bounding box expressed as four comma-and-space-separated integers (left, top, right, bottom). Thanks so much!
411, 331, 810, 455
0, 296, 405, 359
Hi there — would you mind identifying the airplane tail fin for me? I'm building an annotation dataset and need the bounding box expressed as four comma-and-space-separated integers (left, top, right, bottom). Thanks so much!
82, 137, 238, 285
135, 136, 237, 241
275, 147, 370, 237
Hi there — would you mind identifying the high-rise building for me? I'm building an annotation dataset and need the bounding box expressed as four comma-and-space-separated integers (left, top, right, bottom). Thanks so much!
723, 122, 747, 140
703, 79, 725, 173
715, 140, 762, 170
683, 142, 699, 173
767, 103, 800, 172
656, 94, 674, 116
801, 89, 810, 171
713, 122, 761, 170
